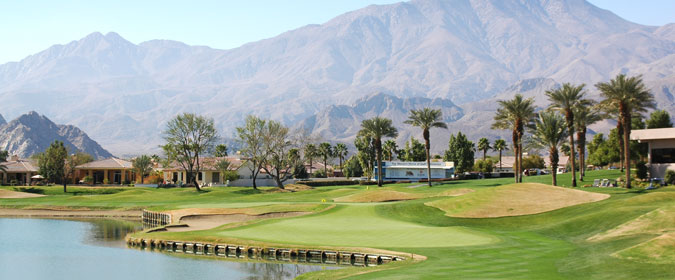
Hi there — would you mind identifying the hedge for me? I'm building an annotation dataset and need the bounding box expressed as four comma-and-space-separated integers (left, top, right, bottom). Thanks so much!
295, 180, 358, 187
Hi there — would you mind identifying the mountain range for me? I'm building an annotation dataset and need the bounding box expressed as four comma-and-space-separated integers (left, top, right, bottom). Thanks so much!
0, 112, 112, 159
0, 0, 673, 155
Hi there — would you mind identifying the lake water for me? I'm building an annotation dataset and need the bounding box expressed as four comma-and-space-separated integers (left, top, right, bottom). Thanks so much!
0, 218, 334, 280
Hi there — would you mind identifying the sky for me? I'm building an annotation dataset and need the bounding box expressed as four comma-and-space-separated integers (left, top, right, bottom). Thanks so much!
0, 0, 673, 64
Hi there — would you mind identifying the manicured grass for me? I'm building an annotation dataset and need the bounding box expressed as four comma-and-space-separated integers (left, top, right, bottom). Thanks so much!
3, 170, 674, 279
215, 204, 497, 248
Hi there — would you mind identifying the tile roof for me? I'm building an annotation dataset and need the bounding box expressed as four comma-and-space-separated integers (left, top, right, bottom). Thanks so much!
75, 158, 133, 169
630, 128, 675, 141
1, 159, 38, 173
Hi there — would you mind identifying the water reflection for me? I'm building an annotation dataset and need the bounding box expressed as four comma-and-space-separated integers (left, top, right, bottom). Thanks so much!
0, 218, 338, 280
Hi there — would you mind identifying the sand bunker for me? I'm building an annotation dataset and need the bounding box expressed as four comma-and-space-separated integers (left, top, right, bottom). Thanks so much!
333, 190, 423, 202
426, 183, 609, 218
589, 206, 675, 242
0, 189, 45, 198
166, 212, 309, 232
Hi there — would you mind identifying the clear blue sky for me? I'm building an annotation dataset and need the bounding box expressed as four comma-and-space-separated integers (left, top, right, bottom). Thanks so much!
0, 0, 673, 64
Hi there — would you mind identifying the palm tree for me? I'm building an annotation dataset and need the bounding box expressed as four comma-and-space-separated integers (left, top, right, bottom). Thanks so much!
529, 112, 568, 186
304, 143, 318, 177
382, 140, 398, 161
492, 94, 536, 183
477, 138, 491, 161
546, 83, 587, 187
359, 117, 398, 187
334, 143, 348, 174
597, 74, 656, 188
404, 108, 447, 187
493, 139, 508, 170
574, 103, 605, 181
318, 142, 333, 177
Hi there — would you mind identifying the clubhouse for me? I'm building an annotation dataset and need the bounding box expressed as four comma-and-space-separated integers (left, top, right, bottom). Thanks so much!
630, 128, 675, 178
374, 161, 455, 180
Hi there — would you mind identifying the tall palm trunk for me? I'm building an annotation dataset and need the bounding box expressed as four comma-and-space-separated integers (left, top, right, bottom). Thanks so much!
550, 147, 559, 186
323, 157, 328, 178
518, 140, 523, 183
308, 157, 313, 178
565, 111, 577, 187
617, 120, 624, 172
577, 128, 586, 181
499, 150, 503, 169
376, 138, 383, 187
424, 129, 432, 187
512, 130, 519, 183
622, 104, 632, 188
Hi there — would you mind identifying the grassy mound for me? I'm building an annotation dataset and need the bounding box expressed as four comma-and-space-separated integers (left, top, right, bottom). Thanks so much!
426, 183, 609, 218
589, 205, 675, 242
216, 205, 497, 248
334, 190, 423, 202
436, 188, 474, 197
613, 232, 675, 264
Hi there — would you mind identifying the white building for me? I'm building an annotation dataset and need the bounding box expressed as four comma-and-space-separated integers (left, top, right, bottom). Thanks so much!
374, 161, 454, 180
631, 128, 675, 178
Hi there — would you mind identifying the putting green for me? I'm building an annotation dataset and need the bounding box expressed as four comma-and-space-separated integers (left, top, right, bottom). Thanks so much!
217, 204, 497, 248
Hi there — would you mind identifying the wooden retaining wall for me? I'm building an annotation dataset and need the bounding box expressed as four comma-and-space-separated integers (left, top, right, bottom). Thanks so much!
126, 237, 404, 267
141, 210, 171, 226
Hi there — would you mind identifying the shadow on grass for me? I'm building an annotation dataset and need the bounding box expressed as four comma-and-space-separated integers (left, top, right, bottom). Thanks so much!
13, 187, 45, 194
233, 189, 262, 195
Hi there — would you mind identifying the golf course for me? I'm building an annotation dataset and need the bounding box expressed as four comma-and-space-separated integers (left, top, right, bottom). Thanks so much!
1, 170, 674, 279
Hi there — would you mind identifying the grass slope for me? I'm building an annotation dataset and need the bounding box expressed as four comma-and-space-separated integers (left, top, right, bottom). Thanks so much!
426, 183, 609, 218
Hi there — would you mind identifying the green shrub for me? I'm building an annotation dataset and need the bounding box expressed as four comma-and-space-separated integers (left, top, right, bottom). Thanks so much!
636, 161, 648, 180
296, 180, 357, 187
313, 169, 327, 178
13, 187, 45, 194
665, 170, 675, 185
82, 176, 93, 184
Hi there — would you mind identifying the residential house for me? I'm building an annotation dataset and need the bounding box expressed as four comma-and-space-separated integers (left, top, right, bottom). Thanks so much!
0, 155, 38, 185
162, 156, 247, 186
75, 158, 134, 184
630, 128, 675, 178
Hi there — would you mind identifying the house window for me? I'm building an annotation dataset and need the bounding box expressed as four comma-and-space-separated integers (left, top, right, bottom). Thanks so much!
212, 172, 220, 183
652, 148, 675, 164
198, 172, 203, 180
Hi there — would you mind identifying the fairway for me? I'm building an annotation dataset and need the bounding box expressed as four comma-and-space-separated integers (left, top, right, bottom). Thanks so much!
217, 204, 497, 248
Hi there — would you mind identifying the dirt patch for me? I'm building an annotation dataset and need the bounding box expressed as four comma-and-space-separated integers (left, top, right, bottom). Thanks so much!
436, 188, 475, 197
0, 189, 45, 198
589, 206, 675, 242
333, 190, 423, 202
165, 211, 310, 232
426, 183, 609, 218
0, 208, 141, 218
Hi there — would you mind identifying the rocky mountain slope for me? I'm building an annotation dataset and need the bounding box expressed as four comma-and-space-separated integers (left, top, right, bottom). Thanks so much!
0, 112, 112, 159
0, 0, 673, 155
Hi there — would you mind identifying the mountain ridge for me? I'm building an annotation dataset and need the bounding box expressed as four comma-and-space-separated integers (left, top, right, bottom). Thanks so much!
0, 0, 673, 155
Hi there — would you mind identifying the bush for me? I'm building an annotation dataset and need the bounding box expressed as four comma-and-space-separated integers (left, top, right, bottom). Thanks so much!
313, 169, 327, 178
296, 180, 357, 187
636, 161, 648, 180
157, 183, 178, 188
665, 170, 675, 185
13, 187, 45, 194
82, 176, 93, 184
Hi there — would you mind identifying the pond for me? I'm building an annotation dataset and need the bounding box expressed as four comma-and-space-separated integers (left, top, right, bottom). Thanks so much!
0, 218, 336, 280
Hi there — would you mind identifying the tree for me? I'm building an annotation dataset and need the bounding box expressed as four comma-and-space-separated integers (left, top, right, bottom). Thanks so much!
521, 155, 546, 170
354, 135, 375, 180
528, 111, 567, 186
334, 143, 348, 174
132, 155, 153, 184
474, 159, 494, 174
404, 108, 448, 186
162, 113, 218, 191
236, 115, 266, 189
492, 94, 536, 183
382, 140, 398, 161
216, 158, 239, 183
597, 74, 656, 188
574, 103, 604, 181
477, 138, 491, 161
493, 139, 508, 170
646, 110, 673, 129
400, 138, 426, 162
547, 83, 587, 186
318, 142, 333, 177
214, 144, 228, 157
62, 152, 93, 192
304, 143, 318, 178
37, 140, 68, 185
443, 132, 475, 174
343, 155, 363, 178
358, 117, 398, 187
260, 120, 299, 188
